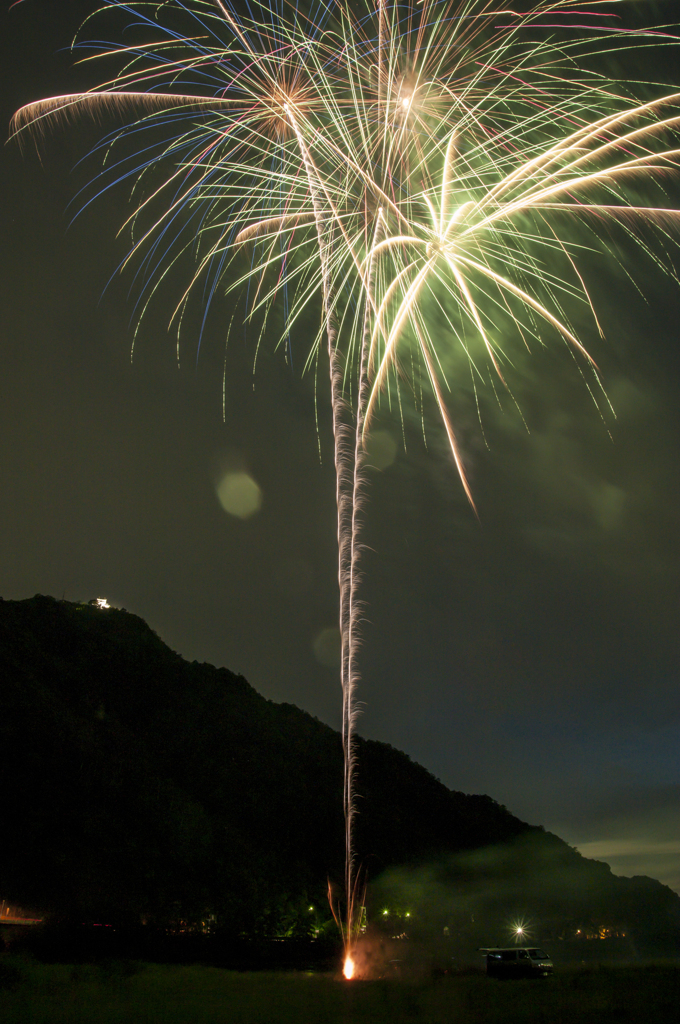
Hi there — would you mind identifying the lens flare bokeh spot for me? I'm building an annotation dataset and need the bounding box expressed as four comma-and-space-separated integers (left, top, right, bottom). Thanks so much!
216, 471, 262, 519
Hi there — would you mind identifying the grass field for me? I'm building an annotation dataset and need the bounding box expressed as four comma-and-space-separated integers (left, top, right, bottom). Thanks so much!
1, 958, 678, 1023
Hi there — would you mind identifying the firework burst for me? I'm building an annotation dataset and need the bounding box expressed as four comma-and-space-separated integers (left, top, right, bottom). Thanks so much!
11, 0, 680, 972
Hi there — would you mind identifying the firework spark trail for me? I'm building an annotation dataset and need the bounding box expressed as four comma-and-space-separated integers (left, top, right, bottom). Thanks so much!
362, 94, 680, 438
341, 204, 388, 955
284, 108, 357, 943
10, 0, 680, 974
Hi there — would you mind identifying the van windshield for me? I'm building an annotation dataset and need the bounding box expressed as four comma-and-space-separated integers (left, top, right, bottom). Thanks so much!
528, 949, 549, 960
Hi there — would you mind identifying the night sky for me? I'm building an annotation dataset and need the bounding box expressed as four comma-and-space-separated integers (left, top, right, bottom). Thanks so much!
2, 2, 679, 894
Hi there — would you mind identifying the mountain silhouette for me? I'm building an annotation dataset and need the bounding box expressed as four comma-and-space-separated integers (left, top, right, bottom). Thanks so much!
1, 595, 678, 956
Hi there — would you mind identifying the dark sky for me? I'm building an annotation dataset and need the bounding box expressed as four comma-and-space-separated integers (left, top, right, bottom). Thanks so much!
2, 2, 679, 894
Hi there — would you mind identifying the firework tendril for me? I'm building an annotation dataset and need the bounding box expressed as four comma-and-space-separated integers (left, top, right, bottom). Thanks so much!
11, 0, 680, 972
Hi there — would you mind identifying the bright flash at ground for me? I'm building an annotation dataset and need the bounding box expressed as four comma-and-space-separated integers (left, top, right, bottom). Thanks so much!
343, 956, 355, 980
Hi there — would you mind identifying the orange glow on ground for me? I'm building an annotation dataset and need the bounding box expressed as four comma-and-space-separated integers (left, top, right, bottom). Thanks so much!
343, 956, 355, 980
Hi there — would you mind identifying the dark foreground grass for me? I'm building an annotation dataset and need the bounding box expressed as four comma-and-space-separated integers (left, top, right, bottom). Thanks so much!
1, 959, 678, 1023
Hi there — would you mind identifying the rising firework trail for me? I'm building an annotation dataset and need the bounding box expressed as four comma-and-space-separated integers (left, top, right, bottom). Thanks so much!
11, 0, 680, 975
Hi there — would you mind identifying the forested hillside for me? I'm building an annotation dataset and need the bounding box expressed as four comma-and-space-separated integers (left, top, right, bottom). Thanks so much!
1, 595, 678, 953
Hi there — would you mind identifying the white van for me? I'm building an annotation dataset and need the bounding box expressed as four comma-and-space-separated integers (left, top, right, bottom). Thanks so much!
481, 947, 553, 978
